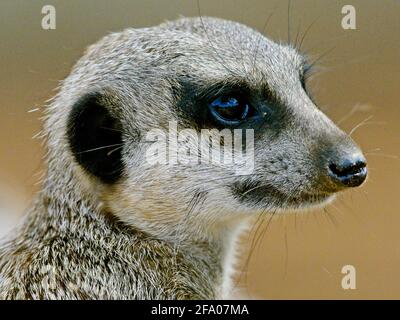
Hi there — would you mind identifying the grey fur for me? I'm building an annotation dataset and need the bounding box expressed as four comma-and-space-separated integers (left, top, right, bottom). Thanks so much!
0, 17, 365, 299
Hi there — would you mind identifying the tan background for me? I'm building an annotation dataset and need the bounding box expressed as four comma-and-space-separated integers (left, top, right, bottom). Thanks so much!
0, 0, 399, 299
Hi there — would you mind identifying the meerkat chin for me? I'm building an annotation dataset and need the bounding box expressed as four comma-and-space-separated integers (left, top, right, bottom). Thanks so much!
0, 17, 367, 300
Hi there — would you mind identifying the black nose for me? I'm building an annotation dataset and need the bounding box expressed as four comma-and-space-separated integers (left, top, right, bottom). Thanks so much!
328, 155, 367, 188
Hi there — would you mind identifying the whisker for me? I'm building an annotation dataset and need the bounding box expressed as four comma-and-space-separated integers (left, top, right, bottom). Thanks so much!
243, 207, 276, 287
186, 173, 266, 192
235, 210, 265, 290
100, 126, 123, 133
298, 16, 320, 52
366, 148, 381, 152
254, 187, 298, 258
294, 19, 302, 50
77, 143, 123, 154
307, 45, 337, 70
304, 32, 352, 55
196, 0, 238, 77
252, 11, 275, 73
348, 115, 374, 136
283, 224, 288, 279
365, 153, 399, 160
240, 182, 272, 197
323, 207, 338, 228
337, 103, 372, 125
107, 146, 123, 156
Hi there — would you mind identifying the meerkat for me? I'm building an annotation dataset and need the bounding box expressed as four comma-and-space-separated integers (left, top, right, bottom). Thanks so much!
0, 17, 367, 300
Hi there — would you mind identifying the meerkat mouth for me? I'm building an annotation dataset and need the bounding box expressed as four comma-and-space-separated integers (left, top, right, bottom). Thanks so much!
232, 181, 335, 210
284, 191, 335, 209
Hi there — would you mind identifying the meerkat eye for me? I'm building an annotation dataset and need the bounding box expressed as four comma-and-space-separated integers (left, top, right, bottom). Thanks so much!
209, 95, 255, 125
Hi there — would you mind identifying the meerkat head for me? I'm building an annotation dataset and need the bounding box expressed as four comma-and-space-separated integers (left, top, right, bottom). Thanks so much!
48, 17, 367, 240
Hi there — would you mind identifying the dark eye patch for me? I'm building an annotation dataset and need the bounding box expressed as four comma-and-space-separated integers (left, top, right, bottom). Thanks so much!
177, 79, 257, 127
175, 77, 287, 139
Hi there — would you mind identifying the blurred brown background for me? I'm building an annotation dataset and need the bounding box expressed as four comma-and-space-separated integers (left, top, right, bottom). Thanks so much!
0, 0, 399, 299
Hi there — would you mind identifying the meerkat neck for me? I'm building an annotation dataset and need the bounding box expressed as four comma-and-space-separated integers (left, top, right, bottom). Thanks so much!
28, 183, 239, 298
29, 162, 248, 298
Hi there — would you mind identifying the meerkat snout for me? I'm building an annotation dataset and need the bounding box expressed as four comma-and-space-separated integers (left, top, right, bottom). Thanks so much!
326, 148, 367, 188
0, 17, 368, 299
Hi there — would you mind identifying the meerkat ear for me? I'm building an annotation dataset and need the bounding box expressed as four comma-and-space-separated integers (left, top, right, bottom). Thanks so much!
66, 92, 124, 184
